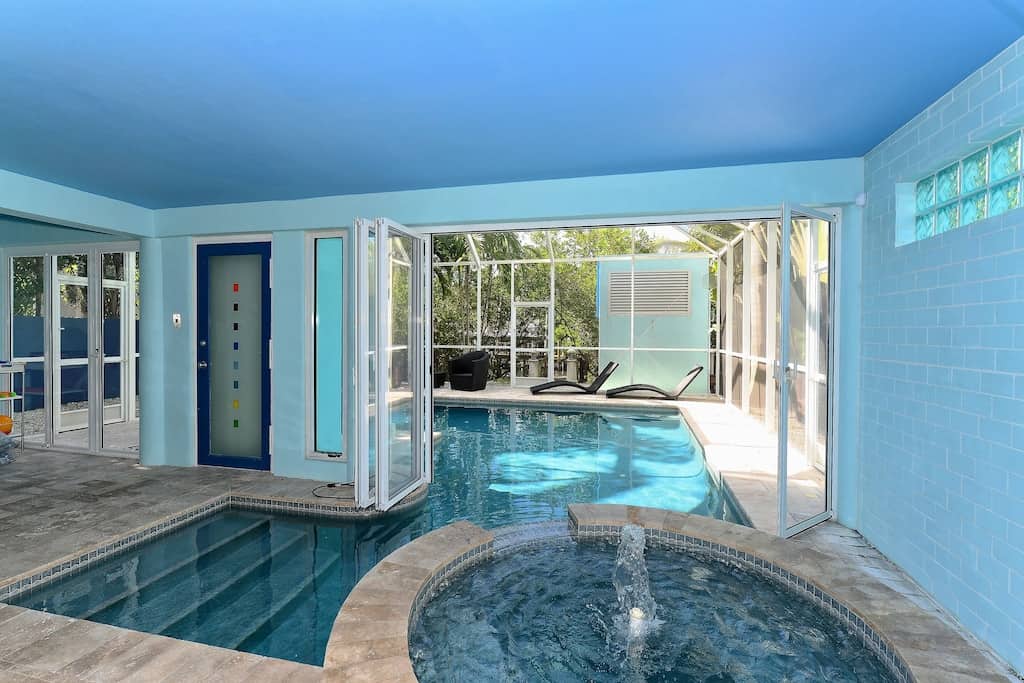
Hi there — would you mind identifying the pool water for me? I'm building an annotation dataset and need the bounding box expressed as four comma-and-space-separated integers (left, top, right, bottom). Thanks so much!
13, 404, 736, 665
410, 538, 895, 682
427, 405, 738, 528
13, 509, 431, 665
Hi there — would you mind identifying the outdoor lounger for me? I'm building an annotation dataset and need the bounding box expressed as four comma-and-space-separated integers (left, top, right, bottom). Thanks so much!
606, 365, 704, 400
529, 361, 619, 395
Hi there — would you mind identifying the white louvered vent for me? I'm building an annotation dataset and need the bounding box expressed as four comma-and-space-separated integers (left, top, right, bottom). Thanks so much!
609, 270, 691, 315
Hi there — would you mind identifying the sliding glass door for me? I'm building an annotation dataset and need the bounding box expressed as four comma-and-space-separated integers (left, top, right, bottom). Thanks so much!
777, 204, 833, 536
354, 218, 432, 510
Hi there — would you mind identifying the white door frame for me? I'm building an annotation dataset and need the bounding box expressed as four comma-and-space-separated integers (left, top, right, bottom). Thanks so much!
777, 203, 835, 537
2, 241, 140, 455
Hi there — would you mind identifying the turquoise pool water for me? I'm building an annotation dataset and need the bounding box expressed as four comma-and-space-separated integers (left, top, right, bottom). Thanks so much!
427, 404, 737, 527
13, 404, 736, 665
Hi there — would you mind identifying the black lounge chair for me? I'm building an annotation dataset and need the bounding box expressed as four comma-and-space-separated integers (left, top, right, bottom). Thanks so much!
530, 361, 619, 395
606, 365, 704, 400
449, 350, 490, 391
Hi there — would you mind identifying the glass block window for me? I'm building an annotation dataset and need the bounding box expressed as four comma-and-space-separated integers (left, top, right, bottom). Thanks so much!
914, 130, 1023, 241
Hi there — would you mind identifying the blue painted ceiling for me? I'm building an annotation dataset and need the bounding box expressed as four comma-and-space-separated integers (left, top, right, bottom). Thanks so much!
0, 1, 1022, 208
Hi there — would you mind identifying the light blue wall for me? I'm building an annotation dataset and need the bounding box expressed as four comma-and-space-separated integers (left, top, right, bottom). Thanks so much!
0, 168, 152, 237
596, 258, 712, 393
151, 158, 864, 235
0, 215, 121, 246
313, 237, 345, 454
860, 37, 1024, 671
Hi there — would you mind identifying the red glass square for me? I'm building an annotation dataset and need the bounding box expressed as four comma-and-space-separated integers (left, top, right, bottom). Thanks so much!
233, 283, 239, 292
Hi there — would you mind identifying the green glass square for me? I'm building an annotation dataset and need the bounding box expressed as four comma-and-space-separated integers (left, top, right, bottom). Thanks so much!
991, 132, 1021, 182
915, 213, 935, 240
989, 178, 1021, 216
936, 163, 960, 204
960, 192, 987, 225
962, 149, 988, 193
915, 176, 935, 212
936, 204, 959, 233
233, 419, 239, 428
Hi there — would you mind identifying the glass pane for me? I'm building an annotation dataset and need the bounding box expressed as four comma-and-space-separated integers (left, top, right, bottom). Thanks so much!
207, 254, 262, 459
515, 350, 550, 381
367, 228, 377, 498
12, 361, 44, 444
314, 238, 344, 454
961, 192, 987, 226
102, 252, 125, 281
962, 149, 989, 193
11, 256, 45, 359
553, 260, 598, 356
937, 204, 960, 233
59, 283, 89, 360
936, 163, 960, 204
549, 226, 633, 259
730, 242, 743, 361
989, 178, 1021, 217
632, 349, 707, 395
991, 132, 1021, 182
915, 213, 935, 240
101, 280, 133, 451
57, 254, 88, 278
55, 364, 89, 441
784, 216, 829, 533
915, 176, 935, 212
387, 232, 420, 499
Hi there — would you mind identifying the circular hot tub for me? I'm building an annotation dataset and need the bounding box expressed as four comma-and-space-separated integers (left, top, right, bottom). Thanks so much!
324, 506, 1005, 682
409, 526, 895, 682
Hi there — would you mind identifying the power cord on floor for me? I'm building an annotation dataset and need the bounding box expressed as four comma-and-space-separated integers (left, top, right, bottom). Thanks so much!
311, 482, 351, 499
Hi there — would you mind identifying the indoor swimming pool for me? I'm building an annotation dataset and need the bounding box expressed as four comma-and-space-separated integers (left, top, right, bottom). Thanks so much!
11, 403, 738, 665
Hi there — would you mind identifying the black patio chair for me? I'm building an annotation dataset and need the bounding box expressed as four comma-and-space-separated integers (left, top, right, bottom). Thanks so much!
606, 365, 704, 400
530, 361, 619, 395
449, 350, 490, 391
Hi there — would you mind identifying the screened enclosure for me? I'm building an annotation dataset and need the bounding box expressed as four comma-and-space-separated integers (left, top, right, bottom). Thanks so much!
431, 224, 730, 393
431, 209, 834, 536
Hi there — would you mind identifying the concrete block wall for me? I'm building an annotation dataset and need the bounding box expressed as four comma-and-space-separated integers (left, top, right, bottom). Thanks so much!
861, 37, 1024, 671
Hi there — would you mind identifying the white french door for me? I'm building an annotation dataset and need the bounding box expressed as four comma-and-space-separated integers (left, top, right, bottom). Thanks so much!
777, 204, 834, 537
354, 217, 432, 511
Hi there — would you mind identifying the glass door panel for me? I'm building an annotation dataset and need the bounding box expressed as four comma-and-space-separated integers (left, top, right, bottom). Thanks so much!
9, 256, 46, 443
53, 254, 91, 448
383, 230, 418, 500
355, 219, 377, 507
356, 217, 431, 512
778, 205, 832, 536
100, 252, 138, 452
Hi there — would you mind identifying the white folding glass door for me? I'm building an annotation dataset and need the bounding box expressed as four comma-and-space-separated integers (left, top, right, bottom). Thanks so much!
354, 218, 431, 511
21, 245, 141, 454
777, 204, 834, 536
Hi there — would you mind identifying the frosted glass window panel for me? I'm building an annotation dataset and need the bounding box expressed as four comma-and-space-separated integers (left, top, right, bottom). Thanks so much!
314, 238, 344, 454
989, 178, 1021, 217
991, 132, 1021, 182
208, 254, 262, 459
962, 149, 989, 194
915, 176, 935, 212
961, 192, 987, 226
936, 164, 960, 204
936, 204, 960, 233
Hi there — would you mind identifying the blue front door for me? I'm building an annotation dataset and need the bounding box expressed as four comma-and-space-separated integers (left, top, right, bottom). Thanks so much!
196, 242, 271, 470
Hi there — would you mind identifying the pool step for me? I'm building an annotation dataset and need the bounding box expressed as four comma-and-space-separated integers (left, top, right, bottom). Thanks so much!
89, 522, 304, 633
226, 549, 343, 652
155, 525, 312, 639
76, 517, 270, 622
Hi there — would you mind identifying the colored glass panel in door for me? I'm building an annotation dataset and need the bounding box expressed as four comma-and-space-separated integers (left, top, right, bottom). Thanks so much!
208, 254, 262, 459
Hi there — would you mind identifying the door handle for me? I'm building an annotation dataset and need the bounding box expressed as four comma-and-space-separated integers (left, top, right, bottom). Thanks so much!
197, 361, 208, 369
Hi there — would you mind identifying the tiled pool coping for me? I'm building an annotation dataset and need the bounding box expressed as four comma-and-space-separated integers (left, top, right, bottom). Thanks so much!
325, 504, 1012, 683
0, 485, 428, 602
